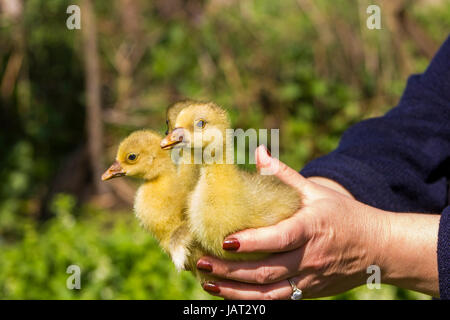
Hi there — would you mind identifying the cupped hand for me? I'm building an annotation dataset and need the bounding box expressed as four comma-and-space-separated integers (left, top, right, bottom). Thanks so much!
197, 145, 391, 299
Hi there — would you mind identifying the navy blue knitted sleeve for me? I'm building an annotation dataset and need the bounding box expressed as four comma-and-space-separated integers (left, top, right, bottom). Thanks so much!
438, 207, 450, 298
300, 36, 450, 298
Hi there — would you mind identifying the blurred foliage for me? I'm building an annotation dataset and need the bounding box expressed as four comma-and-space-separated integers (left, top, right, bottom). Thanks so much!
1, 0, 449, 299
0, 193, 213, 299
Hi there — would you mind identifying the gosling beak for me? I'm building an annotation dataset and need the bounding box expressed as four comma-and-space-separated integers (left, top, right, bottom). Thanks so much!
101, 160, 126, 181
161, 127, 185, 150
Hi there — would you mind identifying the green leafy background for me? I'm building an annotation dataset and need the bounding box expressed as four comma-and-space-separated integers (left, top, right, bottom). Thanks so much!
1, 0, 448, 299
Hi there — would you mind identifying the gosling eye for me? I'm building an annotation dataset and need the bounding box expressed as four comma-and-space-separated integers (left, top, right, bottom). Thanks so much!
196, 119, 206, 129
165, 119, 169, 135
127, 153, 138, 162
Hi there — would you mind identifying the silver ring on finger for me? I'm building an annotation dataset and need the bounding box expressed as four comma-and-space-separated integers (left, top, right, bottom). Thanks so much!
288, 278, 303, 300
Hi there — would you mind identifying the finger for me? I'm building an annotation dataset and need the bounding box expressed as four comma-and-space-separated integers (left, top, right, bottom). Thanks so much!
223, 213, 310, 253
197, 249, 304, 284
255, 145, 309, 192
203, 277, 303, 300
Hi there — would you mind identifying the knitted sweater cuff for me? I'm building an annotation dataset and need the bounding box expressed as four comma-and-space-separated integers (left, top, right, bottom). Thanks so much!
438, 206, 450, 299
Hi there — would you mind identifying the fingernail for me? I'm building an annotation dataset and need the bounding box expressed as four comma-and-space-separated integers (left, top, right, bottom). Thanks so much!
258, 145, 271, 166
202, 282, 220, 294
261, 145, 271, 157
223, 238, 240, 251
196, 260, 212, 273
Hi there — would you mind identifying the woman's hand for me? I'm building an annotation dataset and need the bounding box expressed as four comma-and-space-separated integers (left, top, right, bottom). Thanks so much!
197, 145, 440, 299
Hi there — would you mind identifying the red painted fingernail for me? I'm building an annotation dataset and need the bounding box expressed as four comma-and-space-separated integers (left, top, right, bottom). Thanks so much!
196, 260, 212, 273
223, 238, 240, 251
257, 146, 271, 167
202, 282, 220, 294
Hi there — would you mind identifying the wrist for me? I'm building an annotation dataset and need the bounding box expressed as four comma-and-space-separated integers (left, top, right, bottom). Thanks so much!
374, 210, 440, 296
368, 208, 394, 279
358, 205, 393, 281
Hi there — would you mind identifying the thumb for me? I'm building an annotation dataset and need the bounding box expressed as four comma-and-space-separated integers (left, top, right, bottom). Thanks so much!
255, 145, 309, 192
